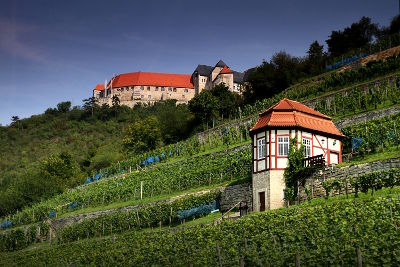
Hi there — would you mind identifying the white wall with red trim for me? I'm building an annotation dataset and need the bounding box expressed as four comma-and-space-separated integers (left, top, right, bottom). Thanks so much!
252, 129, 342, 174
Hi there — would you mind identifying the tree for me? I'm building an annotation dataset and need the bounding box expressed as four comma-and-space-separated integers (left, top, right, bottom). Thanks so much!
57, 101, 71, 113
82, 97, 99, 117
112, 95, 120, 107
306, 41, 325, 75
188, 90, 219, 128
40, 152, 82, 188
154, 100, 195, 143
326, 16, 378, 57
389, 14, 400, 34
244, 51, 306, 104
11, 115, 19, 123
210, 83, 240, 119
123, 116, 162, 153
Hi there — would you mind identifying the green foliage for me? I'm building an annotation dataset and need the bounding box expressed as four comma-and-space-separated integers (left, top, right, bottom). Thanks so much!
350, 169, 400, 196
123, 116, 162, 153
326, 16, 378, 57
0, 99, 197, 217
0, 221, 50, 252
341, 113, 400, 154
58, 191, 221, 243
189, 84, 240, 128
284, 138, 305, 200
242, 56, 400, 118
3, 196, 400, 266
40, 152, 82, 188
322, 178, 343, 199
3, 148, 251, 227
56, 101, 71, 113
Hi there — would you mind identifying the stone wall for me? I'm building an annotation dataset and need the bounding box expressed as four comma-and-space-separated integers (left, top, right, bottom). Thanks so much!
334, 106, 400, 129
220, 182, 252, 212
298, 157, 400, 201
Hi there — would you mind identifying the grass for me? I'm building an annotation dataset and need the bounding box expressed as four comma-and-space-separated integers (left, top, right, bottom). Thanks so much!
338, 146, 400, 167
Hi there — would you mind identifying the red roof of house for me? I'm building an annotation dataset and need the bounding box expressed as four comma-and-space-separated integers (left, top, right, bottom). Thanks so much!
219, 66, 233, 74
93, 84, 105, 91
107, 72, 194, 89
250, 98, 343, 138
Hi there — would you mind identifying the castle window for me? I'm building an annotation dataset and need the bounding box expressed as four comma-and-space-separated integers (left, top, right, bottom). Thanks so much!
303, 138, 312, 158
141, 86, 144, 90
277, 136, 289, 156
173, 88, 177, 92
257, 139, 265, 159
184, 88, 188, 93
161, 87, 165, 91
147, 86, 150, 91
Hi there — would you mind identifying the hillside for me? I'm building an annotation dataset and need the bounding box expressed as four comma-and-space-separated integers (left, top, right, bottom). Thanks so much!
1, 46, 400, 266
2, 183, 400, 266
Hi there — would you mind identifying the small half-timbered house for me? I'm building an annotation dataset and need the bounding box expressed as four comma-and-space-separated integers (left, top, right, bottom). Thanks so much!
250, 98, 344, 211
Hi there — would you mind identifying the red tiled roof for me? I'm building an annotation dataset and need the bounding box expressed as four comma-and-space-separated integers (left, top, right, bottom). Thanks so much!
219, 66, 233, 74
250, 98, 343, 138
93, 84, 105, 91
107, 72, 194, 89
260, 98, 330, 119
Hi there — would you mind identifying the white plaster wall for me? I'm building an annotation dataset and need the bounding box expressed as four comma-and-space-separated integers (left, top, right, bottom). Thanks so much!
269, 170, 285, 210
257, 160, 266, 171
330, 152, 339, 164
277, 158, 288, 169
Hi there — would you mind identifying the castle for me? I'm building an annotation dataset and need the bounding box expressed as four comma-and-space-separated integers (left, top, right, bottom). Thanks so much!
93, 60, 248, 107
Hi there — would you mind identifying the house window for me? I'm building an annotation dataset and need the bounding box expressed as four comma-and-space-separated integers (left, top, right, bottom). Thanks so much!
155, 87, 159, 91
161, 87, 165, 91
168, 87, 172, 92
141, 86, 144, 90
173, 88, 177, 92
303, 138, 312, 158
182, 95, 185, 98
148, 95, 151, 100
257, 139, 265, 160
277, 136, 289, 156
184, 88, 188, 93
141, 95, 144, 99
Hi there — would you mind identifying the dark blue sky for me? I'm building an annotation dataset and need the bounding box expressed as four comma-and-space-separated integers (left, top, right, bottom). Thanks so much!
0, 0, 397, 125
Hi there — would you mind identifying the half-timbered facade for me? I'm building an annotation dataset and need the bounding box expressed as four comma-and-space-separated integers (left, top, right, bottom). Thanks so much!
250, 98, 344, 212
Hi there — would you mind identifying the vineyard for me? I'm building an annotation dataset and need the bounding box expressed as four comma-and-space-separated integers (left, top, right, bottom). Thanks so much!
2, 185, 400, 266
241, 55, 400, 118
0, 148, 251, 228
2, 104, 399, 231
0, 191, 221, 252
341, 113, 400, 154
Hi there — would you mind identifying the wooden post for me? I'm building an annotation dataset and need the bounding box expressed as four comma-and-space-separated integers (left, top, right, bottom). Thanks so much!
170, 207, 172, 226
216, 242, 222, 267
140, 181, 143, 200
356, 248, 363, 267
354, 224, 362, 267
295, 253, 300, 267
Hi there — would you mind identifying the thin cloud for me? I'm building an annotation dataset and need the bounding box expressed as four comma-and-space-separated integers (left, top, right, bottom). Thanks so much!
0, 18, 47, 63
